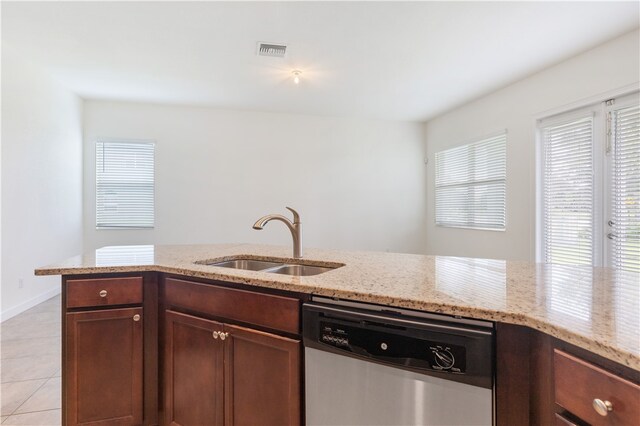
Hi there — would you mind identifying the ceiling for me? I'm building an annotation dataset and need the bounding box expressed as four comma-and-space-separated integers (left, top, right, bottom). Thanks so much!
2, 1, 639, 121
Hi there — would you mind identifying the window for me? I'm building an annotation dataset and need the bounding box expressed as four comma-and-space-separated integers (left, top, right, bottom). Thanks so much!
609, 103, 640, 272
538, 92, 640, 272
96, 140, 155, 229
540, 115, 594, 266
435, 132, 507, 230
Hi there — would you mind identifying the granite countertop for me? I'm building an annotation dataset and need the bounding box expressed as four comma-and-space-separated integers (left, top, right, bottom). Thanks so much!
35, 243, 640, 371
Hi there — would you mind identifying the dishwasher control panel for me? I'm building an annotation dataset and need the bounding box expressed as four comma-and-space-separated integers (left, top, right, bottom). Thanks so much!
319, 321, 467, 374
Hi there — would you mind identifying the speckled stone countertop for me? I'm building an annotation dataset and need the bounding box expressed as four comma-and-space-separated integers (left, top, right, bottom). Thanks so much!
35, 244, 640, 371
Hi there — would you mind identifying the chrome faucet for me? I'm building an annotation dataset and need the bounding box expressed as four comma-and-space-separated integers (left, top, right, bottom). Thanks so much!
253, 207, 303, 258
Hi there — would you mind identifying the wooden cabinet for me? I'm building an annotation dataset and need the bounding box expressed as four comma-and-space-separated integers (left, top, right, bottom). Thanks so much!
498, 323, 640, 426
66, 277, 143, 309
164, 310, 301, 426
224, 323, 301, 426
164, 278, 300, 334
554, 349, 640, 426
63, 275, 147, 426
65, 307, 143, 426
164, 311, 224, 426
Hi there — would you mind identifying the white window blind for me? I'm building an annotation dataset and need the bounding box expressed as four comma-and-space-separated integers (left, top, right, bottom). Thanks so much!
96, 141, 155, 229
435, 133, 507, 230
610, 104, 640, 272
541, 116, 594, 265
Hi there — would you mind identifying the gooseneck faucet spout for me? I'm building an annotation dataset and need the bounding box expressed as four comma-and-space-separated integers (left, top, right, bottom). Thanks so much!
253, 207, 303, 258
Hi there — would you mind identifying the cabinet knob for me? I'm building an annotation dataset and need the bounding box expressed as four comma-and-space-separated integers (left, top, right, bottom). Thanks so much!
220, 332, 229, 341
99, 290, 108, 298
133, 314, 141, 322
593, 398, 613, 416
212, 331, 219, 339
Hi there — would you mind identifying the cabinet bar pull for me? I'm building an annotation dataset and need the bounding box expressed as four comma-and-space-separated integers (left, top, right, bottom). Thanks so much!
99, 290, 107, 298
593, 398, 613, 416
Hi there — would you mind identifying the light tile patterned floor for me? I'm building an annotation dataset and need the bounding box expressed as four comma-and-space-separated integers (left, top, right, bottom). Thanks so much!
1, 295, 61, 425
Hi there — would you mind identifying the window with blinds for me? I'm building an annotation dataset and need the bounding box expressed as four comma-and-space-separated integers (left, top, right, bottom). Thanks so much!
96, 140, 155, 229
610, 104, 639, 272
435, 133, 507, 230
537, 92, 640, 271
541, 116, 594, 266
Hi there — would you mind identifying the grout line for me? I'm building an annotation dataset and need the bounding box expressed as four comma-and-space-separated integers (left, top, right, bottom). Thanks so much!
9, 407, 62, 417
6, 379, 49, 417
1, 354, 61, 362
1, 347, 62, 360
3, 408, 61, 424
1, 366, 61, 384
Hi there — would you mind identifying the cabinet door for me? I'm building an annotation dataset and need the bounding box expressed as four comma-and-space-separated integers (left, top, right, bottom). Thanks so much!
165, 311, 224, 426
66, 307, 143, 426
224, 324, 301, 426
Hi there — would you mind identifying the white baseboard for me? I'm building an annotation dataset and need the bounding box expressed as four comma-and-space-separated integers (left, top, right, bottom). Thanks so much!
0, 287, 61, 322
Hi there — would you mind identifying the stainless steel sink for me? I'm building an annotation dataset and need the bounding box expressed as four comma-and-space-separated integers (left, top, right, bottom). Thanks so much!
262, 264, 336, 277
198, 257, 341, 276
205, 259, 283, 271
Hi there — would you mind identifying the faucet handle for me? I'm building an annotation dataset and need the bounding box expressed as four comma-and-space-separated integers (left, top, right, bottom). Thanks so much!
285, 207, 301, 223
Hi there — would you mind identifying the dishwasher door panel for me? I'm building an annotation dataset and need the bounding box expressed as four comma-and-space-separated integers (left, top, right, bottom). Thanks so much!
305, 348, 492, 426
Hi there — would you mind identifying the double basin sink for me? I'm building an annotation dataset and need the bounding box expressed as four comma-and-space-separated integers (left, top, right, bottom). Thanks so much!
197, 258, 341, 277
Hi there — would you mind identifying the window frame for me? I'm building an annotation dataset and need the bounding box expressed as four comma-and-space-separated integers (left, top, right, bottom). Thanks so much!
536, 107, 603, 266
95, 138, 156, 230
434, 130, 507, 231
535, 90, 640, 268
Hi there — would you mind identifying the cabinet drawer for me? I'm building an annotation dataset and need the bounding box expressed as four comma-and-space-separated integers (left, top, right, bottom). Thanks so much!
554, 349, 640, 426
164, 278, 300, 334
66, 277, 143, 308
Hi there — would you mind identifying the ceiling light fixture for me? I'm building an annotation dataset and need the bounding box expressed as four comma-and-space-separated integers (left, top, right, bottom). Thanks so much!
292, 70, 302, 85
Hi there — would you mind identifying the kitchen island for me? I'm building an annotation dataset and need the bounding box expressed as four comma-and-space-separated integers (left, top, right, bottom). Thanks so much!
36, 244, 640, 426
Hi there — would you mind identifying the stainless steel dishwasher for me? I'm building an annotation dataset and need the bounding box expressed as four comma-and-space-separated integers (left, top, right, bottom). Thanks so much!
303, 298, 495, 426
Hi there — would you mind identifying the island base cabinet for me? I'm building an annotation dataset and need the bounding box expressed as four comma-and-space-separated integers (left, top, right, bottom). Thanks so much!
164, 311, 224, 426
164, 310, 301, 426
224, 324, 301, 426
65, 307, 143, 426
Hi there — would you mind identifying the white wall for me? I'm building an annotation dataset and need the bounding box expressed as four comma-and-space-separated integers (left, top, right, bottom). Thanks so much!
1, 47, 83, 319
424, 30, 640, 261
83, 102, 427, 254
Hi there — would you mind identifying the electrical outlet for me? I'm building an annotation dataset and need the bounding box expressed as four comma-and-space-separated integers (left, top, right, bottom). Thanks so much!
18, 278, 24, 289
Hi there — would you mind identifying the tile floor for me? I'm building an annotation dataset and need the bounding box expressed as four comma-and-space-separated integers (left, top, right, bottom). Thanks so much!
1, 295, 61, 425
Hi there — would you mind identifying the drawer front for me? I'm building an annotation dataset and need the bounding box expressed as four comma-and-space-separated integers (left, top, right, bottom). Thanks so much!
554, 349, 640, 426
164, 278, 300, 334
67, 277, 143, 308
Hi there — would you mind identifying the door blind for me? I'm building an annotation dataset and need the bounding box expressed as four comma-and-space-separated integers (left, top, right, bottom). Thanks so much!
96, 141, 155, 229
435, 133, 506, 230
542, 116, 594, 265
610, 104, 640, 272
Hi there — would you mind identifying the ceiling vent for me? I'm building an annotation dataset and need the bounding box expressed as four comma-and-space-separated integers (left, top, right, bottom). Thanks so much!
257, 42, 287, 58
